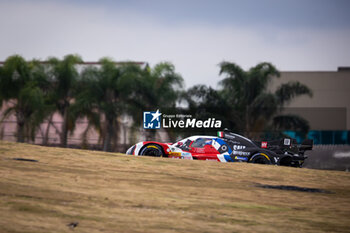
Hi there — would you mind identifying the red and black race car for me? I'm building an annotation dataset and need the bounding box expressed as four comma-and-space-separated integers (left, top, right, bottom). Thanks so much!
126, 130, 313, 167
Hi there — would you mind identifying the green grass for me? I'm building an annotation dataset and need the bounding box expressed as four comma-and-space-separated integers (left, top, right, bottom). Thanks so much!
0, 140, 350, 232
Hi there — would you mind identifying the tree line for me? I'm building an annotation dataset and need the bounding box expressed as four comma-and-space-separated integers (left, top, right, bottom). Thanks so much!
0, 54, 312, 151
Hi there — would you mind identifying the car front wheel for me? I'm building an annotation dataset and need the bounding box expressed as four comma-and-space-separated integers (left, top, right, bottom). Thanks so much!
249, 153, 272, 164
139, 144, 164, 157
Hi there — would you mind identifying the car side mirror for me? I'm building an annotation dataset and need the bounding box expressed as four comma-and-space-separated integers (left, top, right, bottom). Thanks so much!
177, 142, 183, 146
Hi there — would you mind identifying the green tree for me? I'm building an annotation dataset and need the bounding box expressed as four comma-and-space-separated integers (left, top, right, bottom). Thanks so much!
119, 62, 183, 141
47, 54, 83, 147
218, 61, 313, 138
73, 58, 142, 151
181, 85, 231, 137
0, 55, 47, 142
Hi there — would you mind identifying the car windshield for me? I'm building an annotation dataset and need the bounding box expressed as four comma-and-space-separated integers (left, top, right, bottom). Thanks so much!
174, 137, 190, 147
174, 137, 213, 148
191, 138, 212, 148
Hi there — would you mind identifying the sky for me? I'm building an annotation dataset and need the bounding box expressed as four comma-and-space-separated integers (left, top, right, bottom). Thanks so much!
0, 0, 349, 87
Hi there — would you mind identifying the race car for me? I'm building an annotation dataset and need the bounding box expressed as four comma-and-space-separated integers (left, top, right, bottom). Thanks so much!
126, 130, 313, 167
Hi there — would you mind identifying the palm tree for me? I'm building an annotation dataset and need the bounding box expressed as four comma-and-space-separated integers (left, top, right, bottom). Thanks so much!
119, 62, 183, 141
218, 61, 313, 138
73, 58, 142, 151
47, 54, 83, 147
150, 62, 183, 108
183, 84, 246, 137
0, 55, 47, 142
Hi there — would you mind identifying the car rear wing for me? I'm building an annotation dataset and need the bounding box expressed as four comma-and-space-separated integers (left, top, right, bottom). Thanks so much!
299, 139, 313, 151
260, 138, 313, 156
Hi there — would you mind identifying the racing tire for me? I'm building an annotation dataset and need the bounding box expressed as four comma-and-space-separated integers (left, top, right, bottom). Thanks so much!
279, 156, 293, 167
139, 144, 164, 157
249, 153, 272, 165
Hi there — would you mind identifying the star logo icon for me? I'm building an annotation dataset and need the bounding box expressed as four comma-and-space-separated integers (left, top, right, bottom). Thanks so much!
143, 110, 162, 129
151, 109, 161, 122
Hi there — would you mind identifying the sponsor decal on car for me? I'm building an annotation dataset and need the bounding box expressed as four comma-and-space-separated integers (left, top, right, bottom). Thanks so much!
235, 156, 248, 161
181, 152, 193, 160
233, 145, 246, 150
284, 138, 291, 146
206, 158, 218, 161
232, 151, 250, 156
218, 132, 235, 140
169, 151, 181, 157
261, 141, 268, 148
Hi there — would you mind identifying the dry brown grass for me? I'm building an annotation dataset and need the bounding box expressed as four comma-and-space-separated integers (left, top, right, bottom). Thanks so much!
0, 140, 350, 233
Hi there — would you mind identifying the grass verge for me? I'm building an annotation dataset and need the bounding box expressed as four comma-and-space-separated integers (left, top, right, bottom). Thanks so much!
0, 141, 349, 232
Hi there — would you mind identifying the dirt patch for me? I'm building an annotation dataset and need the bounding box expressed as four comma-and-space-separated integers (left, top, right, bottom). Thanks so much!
256, 183, 331, 193
12, 158, 38, 162
67, 222, 79, 229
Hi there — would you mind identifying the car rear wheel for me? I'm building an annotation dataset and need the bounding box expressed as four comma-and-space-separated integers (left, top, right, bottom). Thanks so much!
279, 156, 293, 166
249, 153, 271, 164
140, 144, 164, 157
